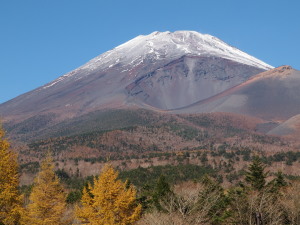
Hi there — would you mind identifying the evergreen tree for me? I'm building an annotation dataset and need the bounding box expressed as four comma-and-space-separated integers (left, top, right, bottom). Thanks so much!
245, 156, 267, 191
75, 164, 141, 224
0, 126, 23, 225
152, 175, 172, 211
198, 175, 229, 224
154, 175, 171, 198
273, 171, 288, 188
269, 171, 288, 194
228, 157, 285, 224
23, 153, 67, 225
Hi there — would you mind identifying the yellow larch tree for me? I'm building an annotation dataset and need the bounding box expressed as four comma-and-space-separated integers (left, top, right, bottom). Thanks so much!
0, 126, 23, 225
22, 153, 67, 225
76, 164, 142, 225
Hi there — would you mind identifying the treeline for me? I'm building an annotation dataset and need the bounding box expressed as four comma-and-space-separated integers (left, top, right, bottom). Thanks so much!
46, 164, 217, 205
137, 158, 299, 225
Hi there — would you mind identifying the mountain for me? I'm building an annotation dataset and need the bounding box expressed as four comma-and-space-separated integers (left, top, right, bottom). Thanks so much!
0, 31, 272, 125
3, 30, 300, 182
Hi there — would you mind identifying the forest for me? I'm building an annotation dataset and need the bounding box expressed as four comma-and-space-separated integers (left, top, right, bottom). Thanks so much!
2, 125, 300, 225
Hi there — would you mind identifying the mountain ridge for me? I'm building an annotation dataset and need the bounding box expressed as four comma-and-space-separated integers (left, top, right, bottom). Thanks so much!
171, 65, 300, 121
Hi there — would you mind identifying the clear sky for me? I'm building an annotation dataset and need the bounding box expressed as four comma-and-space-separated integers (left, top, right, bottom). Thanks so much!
1, 0, 299, 104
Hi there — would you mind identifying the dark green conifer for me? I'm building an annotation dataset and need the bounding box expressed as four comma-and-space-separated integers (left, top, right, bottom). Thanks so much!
152, 175, 172, 211
269, 171, 288, 194
273, 171, 288, 188
245, 156, 268, 191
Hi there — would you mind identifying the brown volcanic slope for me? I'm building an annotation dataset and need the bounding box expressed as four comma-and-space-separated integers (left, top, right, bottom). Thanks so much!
0, 56, 264, 124
17, 110, 281, 163
173, 66, 300, 122
268, 114, 300, 137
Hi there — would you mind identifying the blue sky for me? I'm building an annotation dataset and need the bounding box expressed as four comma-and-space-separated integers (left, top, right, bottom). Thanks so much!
1, 0, 299, 103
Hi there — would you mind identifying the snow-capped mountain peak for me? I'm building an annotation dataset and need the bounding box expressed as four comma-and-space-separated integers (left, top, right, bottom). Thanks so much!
0, 30, 279, 123
80, 30, 273, 72
40, 31, 273, 90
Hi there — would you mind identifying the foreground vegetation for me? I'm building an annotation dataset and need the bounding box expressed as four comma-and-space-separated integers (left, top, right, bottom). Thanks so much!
1, 126, 142, 225
2, 125, 300, 224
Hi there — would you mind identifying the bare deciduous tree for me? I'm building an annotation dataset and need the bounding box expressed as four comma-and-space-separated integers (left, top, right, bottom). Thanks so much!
138, 181, 225, 225
280, 181, 300, 225
228, 186, 284, 225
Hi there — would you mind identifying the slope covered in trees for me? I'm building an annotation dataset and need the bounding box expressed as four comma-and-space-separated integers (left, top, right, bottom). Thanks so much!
2, 118, 300, 224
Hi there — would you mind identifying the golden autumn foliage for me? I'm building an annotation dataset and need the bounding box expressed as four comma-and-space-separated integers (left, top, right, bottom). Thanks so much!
0, 126, 23, 225
76, 164, 142, 225
22, 153, 67, 225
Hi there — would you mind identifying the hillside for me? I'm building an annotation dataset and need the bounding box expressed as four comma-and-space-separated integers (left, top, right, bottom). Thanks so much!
15, 109, 299, 185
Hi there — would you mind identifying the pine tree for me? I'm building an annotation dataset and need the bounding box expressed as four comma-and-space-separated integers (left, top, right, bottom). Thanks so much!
245, 156, 267, 191
269, 171, 288, 194
152, 175, 172, 211
0, 126, 23, 225
273, 171, 288, 188
76, 164, 142, 225
198, 175, 229, 223
154, 175, 171, 198
23, 153, 67, 225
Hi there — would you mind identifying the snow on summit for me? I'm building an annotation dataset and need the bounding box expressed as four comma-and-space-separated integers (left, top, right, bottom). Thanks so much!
81, 30, 273, 71
1, 30, 279, 122
41, 30, 273, 90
